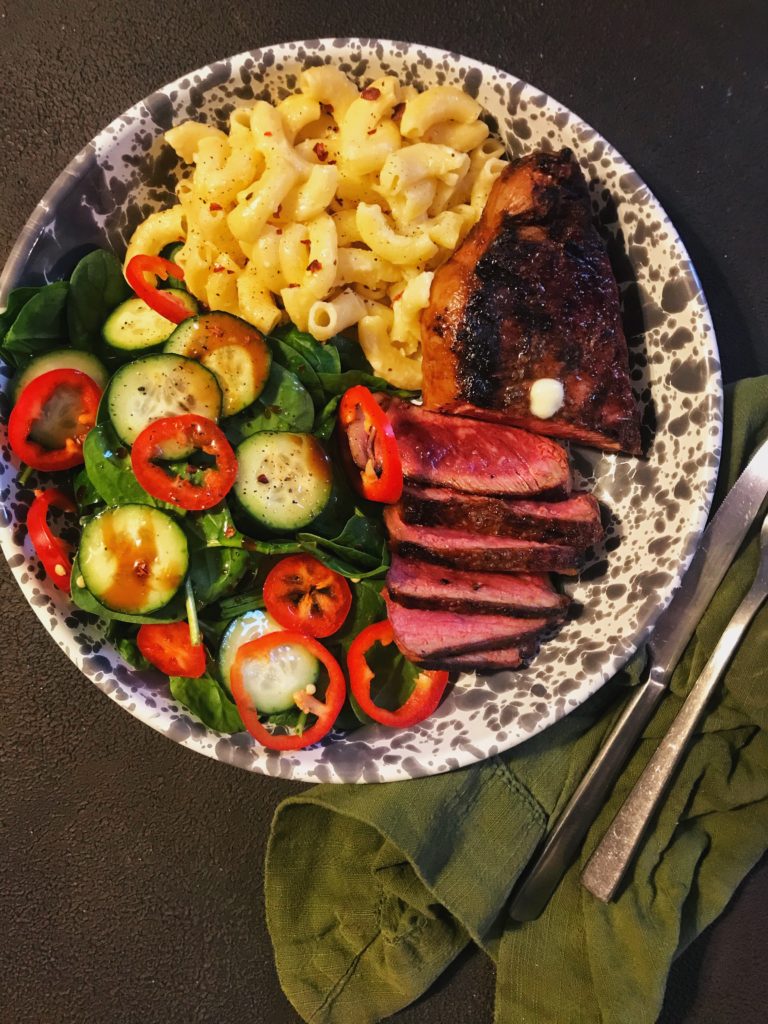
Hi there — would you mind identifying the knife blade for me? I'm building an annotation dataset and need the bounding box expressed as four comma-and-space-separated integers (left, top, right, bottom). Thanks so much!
507, 433, 768, 922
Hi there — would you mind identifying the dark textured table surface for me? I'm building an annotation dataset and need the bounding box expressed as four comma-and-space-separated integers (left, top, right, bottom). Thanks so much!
2, 2, 767, 1022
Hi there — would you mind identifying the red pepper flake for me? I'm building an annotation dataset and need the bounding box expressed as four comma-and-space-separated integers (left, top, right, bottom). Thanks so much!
313, 141, 329, 162
264, 131, 272, 136
392, 292, 403, 302
257, 474, 270, 484
212, 264, 226, 273
224, 524, 236, 538
287, 283, 299, 289
301, 238, 311, 248
392, 102, 405, 123
320, 102, 334, 116
276, 228, 283, 235
328, 159, 337, 164
274, 204, 282, 217
367, 128, 376, 135
361, 87, 381, 101
209, 202, 222, 212
307, 259, 322, 273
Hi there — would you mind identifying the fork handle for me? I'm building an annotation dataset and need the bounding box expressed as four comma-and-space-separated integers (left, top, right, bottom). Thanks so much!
581, 577, 768, 902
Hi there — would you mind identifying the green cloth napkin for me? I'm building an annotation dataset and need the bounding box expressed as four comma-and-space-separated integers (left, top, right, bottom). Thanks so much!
265, 377, 768, 1024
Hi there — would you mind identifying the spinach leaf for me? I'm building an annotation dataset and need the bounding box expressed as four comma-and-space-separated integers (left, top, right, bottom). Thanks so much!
169, 671, 244, 733
189, 503, 248, 549
83, 421, 179, 510
115, 636, 150, 670
274, 325, 341, 374
0, 281, 69, 368
67, 250, 131, 351
70, 554, 186, 624
269, 336, 324, 405
313, 395, 340, 441
72, 466, 104, 516
224, 363, 314, 445
329, 333, 374, 373
0, 286, 41, 345
188, 546, 251, 607
212, 591, 266, 621
332, 580, 386, 652
318, 370, 417, 400
299, 509, 389, 578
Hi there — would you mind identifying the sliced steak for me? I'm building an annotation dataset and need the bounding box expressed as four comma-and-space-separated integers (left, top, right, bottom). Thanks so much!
400, 485, 603, 547
381, 397, 571, 499
384, 506, 584, 574
419, 642, 536, 672
384, 591, 555, 660
386, 553, 569, 618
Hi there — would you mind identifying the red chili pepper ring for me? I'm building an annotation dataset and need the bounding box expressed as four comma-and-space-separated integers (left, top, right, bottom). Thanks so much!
131, 414, 238, 511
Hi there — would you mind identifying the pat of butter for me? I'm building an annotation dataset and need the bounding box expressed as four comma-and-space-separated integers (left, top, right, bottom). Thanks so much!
529, 378, 564, 419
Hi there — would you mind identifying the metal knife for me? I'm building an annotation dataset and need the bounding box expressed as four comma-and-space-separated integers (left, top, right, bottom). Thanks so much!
507, 433, 768, 922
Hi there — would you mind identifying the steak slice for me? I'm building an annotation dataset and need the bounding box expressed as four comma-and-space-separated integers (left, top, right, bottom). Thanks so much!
419, 642, 535, 672
384, 591, 553, 661
386, 553, 569, 618
384, 506, 584, 574
421, 148, 642, 455
382, 397, 571, 499
400, 485, 603, 547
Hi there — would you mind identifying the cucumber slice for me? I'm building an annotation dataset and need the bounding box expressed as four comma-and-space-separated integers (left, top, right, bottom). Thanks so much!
218, 609, 280, 692
107, 353, 222, 451
158, 243, 186, 290
102, 292, 198, 355
218, 609, 318, 711
164, 312, 271, 417
234, 432, 333, 532
79, 504, 188, 614
12, 349, 108, 400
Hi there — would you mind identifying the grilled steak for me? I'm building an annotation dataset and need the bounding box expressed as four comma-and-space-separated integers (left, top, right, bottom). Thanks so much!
400, 485, 603, 547
419, 642, 535, 672
386, 553, 569, 618
421, 148, 642, 454
384, 591, 555, 661
384, 506, 584, 574
382, 397, 571, 499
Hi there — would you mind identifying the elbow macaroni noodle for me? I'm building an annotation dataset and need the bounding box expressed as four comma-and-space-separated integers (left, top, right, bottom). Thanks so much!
126, 68, 507, 388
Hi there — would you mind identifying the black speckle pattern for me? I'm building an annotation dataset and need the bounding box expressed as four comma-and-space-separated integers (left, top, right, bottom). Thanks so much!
0, 39, 722, 783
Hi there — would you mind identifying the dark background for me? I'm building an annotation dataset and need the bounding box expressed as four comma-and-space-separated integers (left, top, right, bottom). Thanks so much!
2, 2, 766, 1022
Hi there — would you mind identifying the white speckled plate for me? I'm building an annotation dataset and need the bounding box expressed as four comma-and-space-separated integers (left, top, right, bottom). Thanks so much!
0, 39, 721, 783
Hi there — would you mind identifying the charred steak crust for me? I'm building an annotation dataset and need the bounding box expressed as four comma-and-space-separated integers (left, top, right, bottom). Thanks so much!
400, 485, 604, 547
421, 147, 642, 454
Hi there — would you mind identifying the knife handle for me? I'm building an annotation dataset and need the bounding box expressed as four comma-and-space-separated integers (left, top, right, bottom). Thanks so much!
581, 556, 768, 903
507, 666, 668, 922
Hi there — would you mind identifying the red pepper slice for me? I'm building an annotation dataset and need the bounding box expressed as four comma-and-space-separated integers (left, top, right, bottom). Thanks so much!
338, 385, 403, 503
137, 621, 206, 678
8, 368, 102, 471
131, 414, 238, 511
125, 254, 192, 324
230, 631, 346, 750
263, 554, 352, 638
347, 620, 449, 728
26, 487, 77, 592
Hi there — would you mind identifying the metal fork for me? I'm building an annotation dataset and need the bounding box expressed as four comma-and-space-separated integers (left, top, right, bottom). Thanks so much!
581, 513, 768, 902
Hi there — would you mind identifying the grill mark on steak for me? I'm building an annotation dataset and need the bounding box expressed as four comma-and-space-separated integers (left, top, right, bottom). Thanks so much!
421, 148, 642, 454
381, 397, 571, 499
384, 590, 555, 660
419, 641, 537, 672
384, 506, 583, 575
400, 485, 603, 547
386, 553, 569, 618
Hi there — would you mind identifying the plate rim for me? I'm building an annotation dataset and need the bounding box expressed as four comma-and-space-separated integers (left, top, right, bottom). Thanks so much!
0, 37, 723, 782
